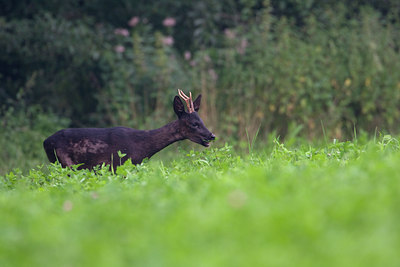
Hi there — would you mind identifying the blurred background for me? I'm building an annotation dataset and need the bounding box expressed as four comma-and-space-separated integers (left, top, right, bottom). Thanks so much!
1, 0, 400, 172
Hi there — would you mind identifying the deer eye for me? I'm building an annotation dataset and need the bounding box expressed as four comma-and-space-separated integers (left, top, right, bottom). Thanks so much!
192, 123, 199, 128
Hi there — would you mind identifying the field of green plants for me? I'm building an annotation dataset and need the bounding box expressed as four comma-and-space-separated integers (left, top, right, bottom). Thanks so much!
1, 136, 400, 266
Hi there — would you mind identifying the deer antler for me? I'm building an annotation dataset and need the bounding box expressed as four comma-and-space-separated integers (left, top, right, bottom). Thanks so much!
178, 89, 195, 113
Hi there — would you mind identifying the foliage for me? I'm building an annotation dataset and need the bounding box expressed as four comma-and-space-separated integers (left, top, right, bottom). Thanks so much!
0, 14, 107, 126
2, 0, 400, 171
96, 22, 190, 128
209, 5, 400, 141
1, 138, 400, 266
2, 1, 400, 132
0, 92, 69, 175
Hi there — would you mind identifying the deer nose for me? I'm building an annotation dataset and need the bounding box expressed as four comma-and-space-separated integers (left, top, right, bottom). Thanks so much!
209, 133, 216, 140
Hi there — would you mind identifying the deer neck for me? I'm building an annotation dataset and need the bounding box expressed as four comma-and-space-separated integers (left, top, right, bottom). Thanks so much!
144, 120, 184, 158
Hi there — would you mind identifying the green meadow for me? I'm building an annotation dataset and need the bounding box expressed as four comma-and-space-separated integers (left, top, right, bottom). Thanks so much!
1, 137, 399, 266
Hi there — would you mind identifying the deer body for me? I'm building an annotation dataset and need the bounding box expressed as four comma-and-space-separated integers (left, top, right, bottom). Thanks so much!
43, 91, 215, 170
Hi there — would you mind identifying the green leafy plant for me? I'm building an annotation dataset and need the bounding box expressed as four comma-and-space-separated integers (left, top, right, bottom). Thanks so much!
1, 137, 400, 266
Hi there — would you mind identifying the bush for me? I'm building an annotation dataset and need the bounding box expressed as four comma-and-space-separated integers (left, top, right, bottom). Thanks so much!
0, 91, 69, 174
197, 5, 400, 141
1, 1, 400, 175
0, 14, 104, 125
95, 22, 191, 128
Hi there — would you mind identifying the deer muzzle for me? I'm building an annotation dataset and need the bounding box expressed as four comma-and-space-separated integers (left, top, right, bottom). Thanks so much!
202, 133, 216, 147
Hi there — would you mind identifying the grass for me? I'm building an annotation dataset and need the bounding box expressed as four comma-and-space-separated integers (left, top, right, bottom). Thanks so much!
1, 137, 400, 266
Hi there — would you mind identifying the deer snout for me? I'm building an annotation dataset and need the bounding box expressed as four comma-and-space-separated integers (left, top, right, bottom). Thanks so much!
210, 133, 216, 140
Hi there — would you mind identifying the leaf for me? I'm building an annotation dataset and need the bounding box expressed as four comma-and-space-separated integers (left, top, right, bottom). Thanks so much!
117, 150, 127, 159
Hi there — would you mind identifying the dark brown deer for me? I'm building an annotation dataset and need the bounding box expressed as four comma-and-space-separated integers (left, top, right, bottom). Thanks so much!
43, 90, 215, 170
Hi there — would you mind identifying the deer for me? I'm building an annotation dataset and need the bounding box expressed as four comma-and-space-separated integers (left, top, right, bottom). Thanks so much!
43, 90, 215, 171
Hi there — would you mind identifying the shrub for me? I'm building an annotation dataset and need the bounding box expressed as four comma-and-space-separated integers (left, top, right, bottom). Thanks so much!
195, 5, 400, 141
0, 98, 69, 174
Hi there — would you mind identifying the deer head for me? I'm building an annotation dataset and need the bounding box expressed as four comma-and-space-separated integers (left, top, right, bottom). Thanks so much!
174, 89, 215, 147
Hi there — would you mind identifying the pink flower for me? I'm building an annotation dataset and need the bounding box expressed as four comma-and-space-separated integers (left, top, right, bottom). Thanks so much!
114, 45, 125, 53
208, 69, 218, 81
224, 29, 236, 40
203, 54, 211, 63
237, 38, 248, 55
162, 36, 174, 46
63, 200, 73, 212
184, 51, 191, 60
114, 28, 129, 37
190, 60, 197, 67
163, 17, 176, 27
128, 16, 140, 27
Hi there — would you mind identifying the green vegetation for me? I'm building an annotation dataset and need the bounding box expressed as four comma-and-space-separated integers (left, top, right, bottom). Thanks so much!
2, 0, 400, 143
1, 138, 400, 266
0, 102, 69, 174
2, 0, 400, 171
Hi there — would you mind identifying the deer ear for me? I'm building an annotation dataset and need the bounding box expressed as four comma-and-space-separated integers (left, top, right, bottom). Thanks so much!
193, 94, 202, 112
173, 96, 185, 117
